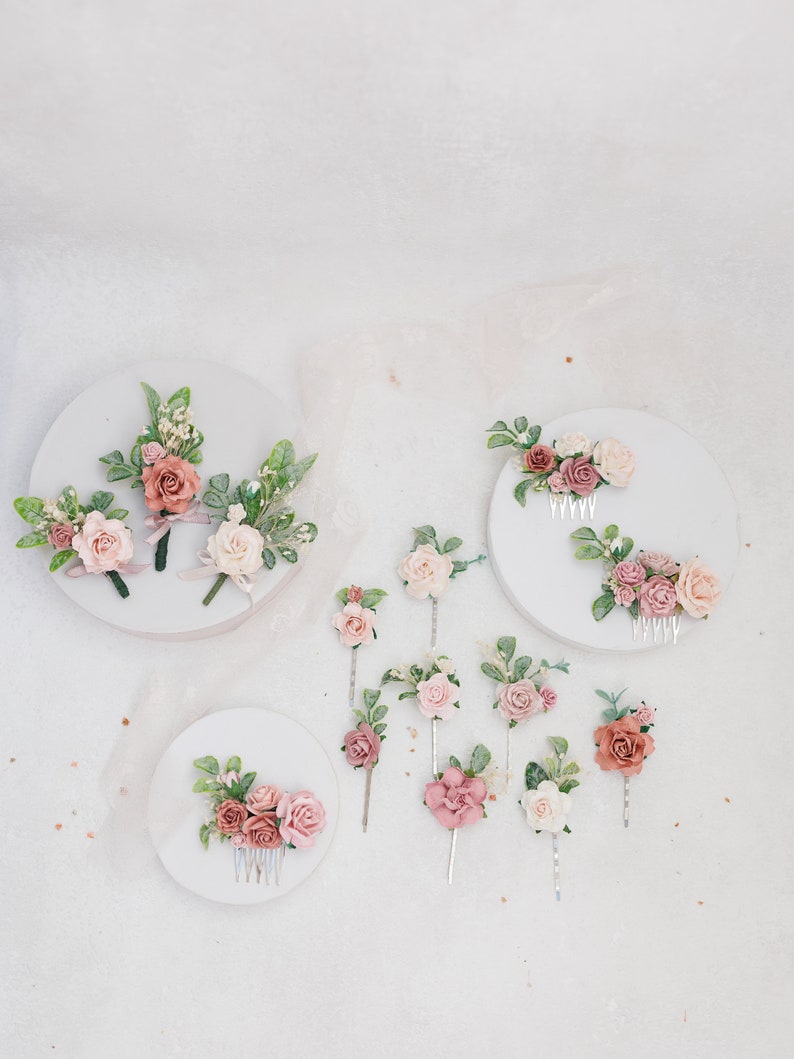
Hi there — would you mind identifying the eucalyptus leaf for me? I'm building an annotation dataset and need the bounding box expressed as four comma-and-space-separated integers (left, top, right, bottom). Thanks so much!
527, 425, 542, 445
442, 536, 462, 554
592, 593, 616, 621
209, 473, 230, 493
225, 756, 242, 774
130, 444, 143, 470
569, 526, 599, 541
512, 656, 532, 680
629, 598, 640, 620
514, 478, 533, 507
371, 704, 388, 723
262, 548, 276, 570
595, 689, 615, 703
575, 543, 603, 560
268, 439, 297, 474
449, 755, 463, 770
240, 772, 256, 796
278, 545, 298, 564
106, 465, 136, 482
99, 450, 125, 466
168, 386, 190, 407
193, 755, 220, 775
202, 490, 228, 510
89, 491, 113, 513
104, 508, 129, 521
548, 736, 569, 758
487, 433, 514, 448
481, 663, 506, 683
604, 524, 619, 541
397, 691, 418, 700
470, 744, 491, 775
497, 636, 516, 664
363, 688, 380, 710
140, 381, 163, 424
618, 537, 634, 560
524, 761, 548, 791
514, 415, 528, 434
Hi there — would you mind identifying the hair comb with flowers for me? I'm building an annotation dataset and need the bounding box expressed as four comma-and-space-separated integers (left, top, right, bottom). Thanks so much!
425, 744, 491, 885
570, 524, 722, 645
593, 689, 656, 828
342, 688, 389, 832
486, 417, 635, 520
520, 737, 581, 901
192, 755, 326, 885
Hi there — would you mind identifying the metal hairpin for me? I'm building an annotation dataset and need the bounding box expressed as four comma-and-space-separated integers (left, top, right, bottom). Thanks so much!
233, 843, 287, 885
632, 615, 681, 645
548, 493, 597, 520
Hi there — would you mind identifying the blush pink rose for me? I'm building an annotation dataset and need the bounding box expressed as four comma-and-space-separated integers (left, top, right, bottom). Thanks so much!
141, 455, 201, 514
346, 584, 364, 603
560, 455, 601, 498
215, 798, 249, 834
637, 551, 678, 576
397, 544, 453, 599
416, 673, 457, 720
246, 784, 283, 813
547, 471, 570, 494
424, 767, 487, 829
231, 831, 247, 848
242, 812, 282, 849
592, 437, 636, 487
141, 441, 167, 465
331, 602, 376, 647
676, 558, 722, 618
614, 561, 646, 588
538, 685, 557, 711
496, 680, 543, 723
613, 584, 636, 607
594, 715, 655, 776
277, 790, 326, 849
523, 444, 556, 473
634, 703, 655, 725
343, 723, 381, 770
639, 574, 678, 618
72, 511, 134, 574
48, 523, 75, 550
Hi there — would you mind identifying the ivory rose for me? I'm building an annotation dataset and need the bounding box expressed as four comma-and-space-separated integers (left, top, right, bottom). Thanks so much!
277, 790, 326, 849
331, 602, 376, 647
242, 812, 282, 849
141, 455, 201, 514
207, 521, 265, 578
520, 780, 572, 832
637, 550, 678, 576
48, 523, 75, 550
639, 575, 678, 618
594, 715, 655, 776
343, 723, 381, 770
523, 444, 556, 473
614, 560, 646, 588
215, 798, 248, 834
140, 441, 166, 465
72, 511, 134, 574
554, 432, 594, 458
398, 544, 453, 599
424, 767, 487, 829
676, 558, 722, 618
416, 673, 457, 720
560, 456, 601, 498
592, 438, 636, 488
246, 784, 283, 813
496, 680, 543, 723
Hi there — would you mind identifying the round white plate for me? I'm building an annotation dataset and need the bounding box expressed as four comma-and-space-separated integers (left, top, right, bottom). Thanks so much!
27, 360, 310, 639
148, 708, 339, 905
487, 408, 740, 652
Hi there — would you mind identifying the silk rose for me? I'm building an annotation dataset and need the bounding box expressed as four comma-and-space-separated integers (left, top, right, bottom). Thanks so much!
592, 437, 636, 488
639, 574, 678, 618
215, 798, 249, 834
425, 767, 487, 829
207, 521, 265, 578
141, 455, 201, 514
343, 723, 381, 770
554, 432, 594, 458
246, 784, 283, 813
496, 680, 543, 723
72, 511, 134, 574
416, 673, 458, 720
594, 714, 655, 776
242, 812, 282, 849
560, 456, 601, 498
48, 523, 75, 551
331, 602, 376, 647
277, 790, 326, 849
397, 544, 453, 599
675, 558, 721, 618
520, 780, 572, 832
523, 444, 556, 473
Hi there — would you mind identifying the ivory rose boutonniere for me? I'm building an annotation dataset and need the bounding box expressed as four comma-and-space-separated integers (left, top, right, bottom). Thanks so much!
593, 688, 656, 827
425, 744, 491, 885
341, 688, 389, 832
100, 382, 210, 571
520, 737, 581, 901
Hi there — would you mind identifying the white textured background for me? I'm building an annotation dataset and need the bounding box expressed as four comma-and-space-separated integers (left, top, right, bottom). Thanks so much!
1, 3, 792, 1058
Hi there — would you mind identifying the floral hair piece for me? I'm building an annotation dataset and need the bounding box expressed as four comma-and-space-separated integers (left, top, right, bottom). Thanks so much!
341, 688, 389, 832
570, 523, 722, 645
193, 754, 326, 885
593, 689, 656, 828
179, 440, 318, 607
486, 417, 635, 520
382, 655, 460, 778
520, 737, 581, 901
425, 744, 491, 885
100, 382, 210, 571
480, 637, 570, 790
331, 583, 387, 711
13, 486, 147, 598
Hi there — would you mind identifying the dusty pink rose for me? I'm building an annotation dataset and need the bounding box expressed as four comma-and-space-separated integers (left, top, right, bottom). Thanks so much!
416, 673, 458, 720
141, 441, 167, 465
246, 784, 283, 813
547, 471, 570, 494
613, 584, 636, 607
331, 602, 376, 647
592, 437, 636, 488
242, 812, 282, 849
343, 723, 381, 770
634, 703, 655, 725
425, 767, 487, 829
141, 455, 201, 514
72, 511, 134, 574
230, 831, 247, 849
346, 584, 364, 603
614, 560, 646, 588
277, 790, 326, 849
639, 574, 678, 618
637, 551, 678, 576
538, 685, 558, 711
48, 523, 75, 550
397, 544, 453, 599
496, 680, 543, 723
676, 558, 722, 618
560, 455, 601, 498
523, 444, 556, 473
215, 798, 249, 834
594, 715, 655, 776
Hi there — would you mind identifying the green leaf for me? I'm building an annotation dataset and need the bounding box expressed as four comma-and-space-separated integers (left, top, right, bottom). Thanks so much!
481, 663, 506, 683
278, 546, 298, 564
592, 593, 616, 621
514, 416, 528, 434
99, 450, 124, 466
225, 756, 241, 774
412, 525, 437, 548
89, 491, 113, 513
574, 544, 603, 560
449, 755, 463, 770
209, 473, 230, 493
562, 761, 580, 775
193, 755, 220, 775
130, 479, 144, 489
359, 588, 387, 609
558, 778, 580, 794
49, 549, 76, 571
629, 598, 640, 620
470, 744, 491, 775
524, 761, 548, 790
569, 526, 599, 541
548, 736, 569, 758
487, 433, 514, 448
268, 439, 297, 474
202, 490, 228, 510
104, 508, 129, 521
410, 664, 424, 682
106, 465, 136, 482
512, 656, 532, 680
595, 689, 615, 704
527, 425, 541, 445
397, 691, 418, 701
373, 723, 386, 737
603, 524, 619, 541
514, 479, 533, 507
199, 823, 211, 850
193, 778, 213, 793
371, 704, 388, 723
168, 385, 190, 407
130, 444, 143, 470
140, 382, 163, 424
13, 497, 45, 525
442, 537, 462, 554
497, 636, 516, 664
618, 537, 634, 560
363, 688, 380, 710
15, 531, 48, 548
262, 548, 276, 570
486, 420, 508, 432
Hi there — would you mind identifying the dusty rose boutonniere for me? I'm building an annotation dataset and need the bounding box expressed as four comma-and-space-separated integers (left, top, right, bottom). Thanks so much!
342, 688, 389, 832
100, 382, 210, 571
487, 417, 635, 519
193, 754, 326, 885
571, 523, 722, 645
593, 688, 656, 827
13, 485, 147, 598
521, 737, 581, 901
425, 744, 491, 885
480, 636, 570, 791
382, 655, 461, 778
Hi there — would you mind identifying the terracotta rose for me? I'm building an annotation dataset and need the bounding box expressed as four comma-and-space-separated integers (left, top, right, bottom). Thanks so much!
523, 444, 556, 473
215, 798, 249, 834
242, 812, 282, 849
141, 455, 201, 514
594, 715, 655, 776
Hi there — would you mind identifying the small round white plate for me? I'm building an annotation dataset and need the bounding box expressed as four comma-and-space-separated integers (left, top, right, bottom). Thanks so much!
27, 360, 309, 639
487, 408, 740, 652
148, 708, 338, 905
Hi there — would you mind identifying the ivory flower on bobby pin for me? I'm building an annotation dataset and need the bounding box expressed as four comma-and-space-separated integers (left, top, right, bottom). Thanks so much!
520, 737, 581, 901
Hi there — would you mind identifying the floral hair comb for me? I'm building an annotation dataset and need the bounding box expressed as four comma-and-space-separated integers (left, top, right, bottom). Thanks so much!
425, 744, 491, 884
571, 524, 722, 644
192, 755, 326, 885
594, 689, 656, 827
382, 655, 460, 778
520, 737, 580, 901
14, 486, 148, 597
332, 583, 387, 711
100, 382, 210, 571
480, 637, 570, 790
179, 440, 318, 607
342, 688, 389, 832
486, 417, 635, 520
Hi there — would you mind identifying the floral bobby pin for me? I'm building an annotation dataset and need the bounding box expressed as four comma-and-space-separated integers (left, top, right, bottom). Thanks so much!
594, 689, 656, 828
425, 744, 492, 885
520, 736, 581, 901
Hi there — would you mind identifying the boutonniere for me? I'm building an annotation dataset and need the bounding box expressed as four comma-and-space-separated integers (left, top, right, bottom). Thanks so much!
480, 637, 570, 790
486, 417, 635, 520
571, 524, 722, 644
382, 655, 460, 777
14, 486, 147, 597
593, 689, 656, 827
179, 440, 318, 606
342, 688, 389, 832
192, 754, 326, 885
331, 583, 387, 711
100, 382, 210, 571
425, 744, 491, 884
520, 737, 581, 900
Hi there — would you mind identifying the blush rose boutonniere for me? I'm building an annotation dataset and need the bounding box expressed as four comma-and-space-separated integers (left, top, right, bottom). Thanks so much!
521, 736, 581, 901
341, 688, 389, 832
593, 688, 656, 827
425, 744, 491, 885
382, 655, 461, 777
331, 583, 388, 719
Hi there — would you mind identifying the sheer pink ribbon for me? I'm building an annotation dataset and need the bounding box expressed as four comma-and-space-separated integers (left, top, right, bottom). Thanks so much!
178, 550, 257, 610
66, 561, 150, 578
144, 500, 210, 545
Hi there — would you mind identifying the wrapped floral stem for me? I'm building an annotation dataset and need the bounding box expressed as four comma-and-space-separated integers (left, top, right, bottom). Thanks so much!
593, 688, 656, 827
520, 737, 580, 900
425, 745, 491, 885
342, 689, 388, 833
382, 655, 461, 780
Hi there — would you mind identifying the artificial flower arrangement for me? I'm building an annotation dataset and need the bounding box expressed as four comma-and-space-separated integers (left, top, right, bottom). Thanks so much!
180, 440, 318, 606
486, 416, 635, 518
570, 523, 722, 644
100, 382, 209, 571
520, 736, 581, 901
480, 636, 570, 789
382, 655, 460, 777
13, 485, 146, 598
342, 687, 389, 832
593, 688, 656, 827
398, 524, 485, 601
425, 744, 491, 885
332, 583, 388, 710
193, 754, 326, 885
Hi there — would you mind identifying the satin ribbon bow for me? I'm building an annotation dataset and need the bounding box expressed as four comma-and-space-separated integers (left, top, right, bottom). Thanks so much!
66, 561, 150, 578
178, 550, 258, 610
144, 500, 211, 545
